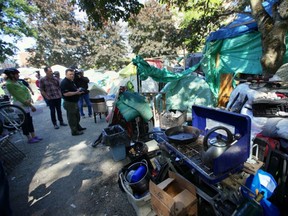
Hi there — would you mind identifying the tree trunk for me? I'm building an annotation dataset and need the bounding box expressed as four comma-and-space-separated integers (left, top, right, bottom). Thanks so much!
250, 0, 288, 78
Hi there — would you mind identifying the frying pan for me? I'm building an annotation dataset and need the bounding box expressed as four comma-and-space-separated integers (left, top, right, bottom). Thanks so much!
165, 125, 200, 144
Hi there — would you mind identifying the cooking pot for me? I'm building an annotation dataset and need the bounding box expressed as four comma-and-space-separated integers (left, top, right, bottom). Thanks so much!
165, 125, 201, 144
201, 126, 234, 167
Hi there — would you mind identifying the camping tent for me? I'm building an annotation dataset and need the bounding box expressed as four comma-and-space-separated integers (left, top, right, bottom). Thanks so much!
201, 0, 288, 101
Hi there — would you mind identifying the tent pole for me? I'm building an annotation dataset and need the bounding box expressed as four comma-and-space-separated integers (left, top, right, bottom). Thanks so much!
137, 71, 142, 93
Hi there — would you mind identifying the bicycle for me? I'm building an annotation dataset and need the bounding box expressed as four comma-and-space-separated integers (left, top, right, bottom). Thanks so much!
0, 95, 26, 131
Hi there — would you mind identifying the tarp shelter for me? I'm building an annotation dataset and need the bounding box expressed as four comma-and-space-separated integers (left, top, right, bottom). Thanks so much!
132, 56, 216, 115
201, 0, 288, 104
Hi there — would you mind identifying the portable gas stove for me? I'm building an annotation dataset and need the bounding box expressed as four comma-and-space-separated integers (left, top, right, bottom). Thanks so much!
154, 105, 251, 184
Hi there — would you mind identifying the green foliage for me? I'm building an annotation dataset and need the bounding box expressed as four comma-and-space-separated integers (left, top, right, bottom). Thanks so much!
0, 0, 37, 62
73, 0, 144, 28
78, 24, 128, 70
26, 0, 83, 67
160, 0, 247, 52
27, 0, 127, 70
128, 0, 180, 58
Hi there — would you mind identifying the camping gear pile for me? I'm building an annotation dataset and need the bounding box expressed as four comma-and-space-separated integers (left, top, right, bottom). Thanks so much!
94, 2, 288, 211
99, 85, 286, 215
89, 54, 287, 215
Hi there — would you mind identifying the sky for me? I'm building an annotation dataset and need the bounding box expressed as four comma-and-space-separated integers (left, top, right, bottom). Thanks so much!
17, 37, 36, 52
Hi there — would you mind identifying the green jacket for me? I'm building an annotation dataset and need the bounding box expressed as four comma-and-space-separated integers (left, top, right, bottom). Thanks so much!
6, 79, 31, 106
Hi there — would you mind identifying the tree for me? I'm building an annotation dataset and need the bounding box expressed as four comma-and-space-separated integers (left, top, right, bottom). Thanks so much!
0, 0, 37, 62
26, 0, 84, 67
27, 0, 128, 70
250, 0, 288, 78
80, 23, 128, 70
73, 0, 143, 28
172, 0, 229, 53
128, 0, 180, 58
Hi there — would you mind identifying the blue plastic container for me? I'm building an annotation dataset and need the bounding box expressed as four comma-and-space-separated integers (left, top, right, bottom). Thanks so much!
131, 165, 147, 183
124, 160, 149, 195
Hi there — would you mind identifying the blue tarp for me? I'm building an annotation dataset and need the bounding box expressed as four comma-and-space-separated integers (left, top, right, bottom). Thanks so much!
207, 0, 277, 42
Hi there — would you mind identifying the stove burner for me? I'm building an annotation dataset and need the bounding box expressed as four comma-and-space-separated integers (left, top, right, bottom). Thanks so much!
167, 136, 214, 176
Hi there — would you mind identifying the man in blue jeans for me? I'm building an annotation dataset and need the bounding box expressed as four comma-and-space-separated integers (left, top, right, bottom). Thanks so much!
73, 69, 92, 118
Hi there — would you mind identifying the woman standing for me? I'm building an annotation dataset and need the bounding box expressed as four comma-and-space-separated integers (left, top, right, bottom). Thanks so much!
3, 68, 42, 143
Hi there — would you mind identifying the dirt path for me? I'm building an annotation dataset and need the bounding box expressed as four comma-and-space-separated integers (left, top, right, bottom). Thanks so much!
7, 102, 136, 216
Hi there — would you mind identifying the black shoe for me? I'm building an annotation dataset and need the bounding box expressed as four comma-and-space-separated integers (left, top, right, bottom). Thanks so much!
78, 127, 86, 131
54, 124, 60, 129
60, 122, 68, 126
72, 131, 84, 136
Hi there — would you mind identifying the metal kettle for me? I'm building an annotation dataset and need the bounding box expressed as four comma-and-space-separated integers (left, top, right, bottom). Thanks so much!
201, 126, 235, 167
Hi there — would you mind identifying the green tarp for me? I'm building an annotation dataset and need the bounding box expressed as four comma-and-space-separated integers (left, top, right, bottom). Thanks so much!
116, 91, 153, 122
201, 32, 288, 99
132, 55, 200, 82
132, 31, 288, 104
158, 74, 216, 113
132, 56, 216, 113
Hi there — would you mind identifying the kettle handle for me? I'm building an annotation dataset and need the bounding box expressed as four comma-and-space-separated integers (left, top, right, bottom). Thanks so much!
203, 126, 234, 151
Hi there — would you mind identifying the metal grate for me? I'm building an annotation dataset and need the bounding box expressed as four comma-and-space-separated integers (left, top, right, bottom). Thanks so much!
0, 135, 25, 175
167, 138, 214, 177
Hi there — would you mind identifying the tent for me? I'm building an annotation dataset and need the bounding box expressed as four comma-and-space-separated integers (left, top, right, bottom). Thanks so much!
201, 0, 288, 103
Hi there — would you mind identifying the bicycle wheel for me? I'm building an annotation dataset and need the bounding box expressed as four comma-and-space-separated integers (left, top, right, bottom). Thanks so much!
0, 104, 26, 129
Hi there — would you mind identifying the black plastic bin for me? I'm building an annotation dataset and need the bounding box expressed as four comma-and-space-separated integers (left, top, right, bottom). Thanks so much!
103, 125, 130, 161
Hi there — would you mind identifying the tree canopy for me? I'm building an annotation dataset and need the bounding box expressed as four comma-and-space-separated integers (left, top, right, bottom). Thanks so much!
2, 0, 288, 78
26, 0, 128, 70
0, 0, 37, 62
74, 0, 143, 28
128, 0, 180, 58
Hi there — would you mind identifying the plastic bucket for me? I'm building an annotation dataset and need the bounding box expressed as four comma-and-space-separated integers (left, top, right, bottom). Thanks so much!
124, 160, 149, 195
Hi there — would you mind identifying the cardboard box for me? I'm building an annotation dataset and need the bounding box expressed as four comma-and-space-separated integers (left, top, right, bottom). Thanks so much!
149, 171, 197, 216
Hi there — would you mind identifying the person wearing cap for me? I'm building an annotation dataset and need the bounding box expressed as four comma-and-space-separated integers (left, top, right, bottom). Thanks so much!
60, 68, 86, 136
40, 66, 68, 129
3, 68, 42, 143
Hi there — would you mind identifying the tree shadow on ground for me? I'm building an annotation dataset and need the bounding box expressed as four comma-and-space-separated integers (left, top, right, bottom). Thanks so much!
27, 164, 103, 215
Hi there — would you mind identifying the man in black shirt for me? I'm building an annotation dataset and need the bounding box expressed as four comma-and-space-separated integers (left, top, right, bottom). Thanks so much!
60, 68, 86, 136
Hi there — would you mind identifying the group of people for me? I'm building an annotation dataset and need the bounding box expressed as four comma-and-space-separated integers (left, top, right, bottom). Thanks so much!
2, 66, 93, 143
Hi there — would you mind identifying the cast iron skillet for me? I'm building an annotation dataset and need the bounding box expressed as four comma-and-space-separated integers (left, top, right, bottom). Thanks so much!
165, 125, 200, 144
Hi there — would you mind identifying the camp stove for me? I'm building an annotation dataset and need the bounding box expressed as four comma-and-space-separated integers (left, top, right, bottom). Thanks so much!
154, 105, 251, 184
